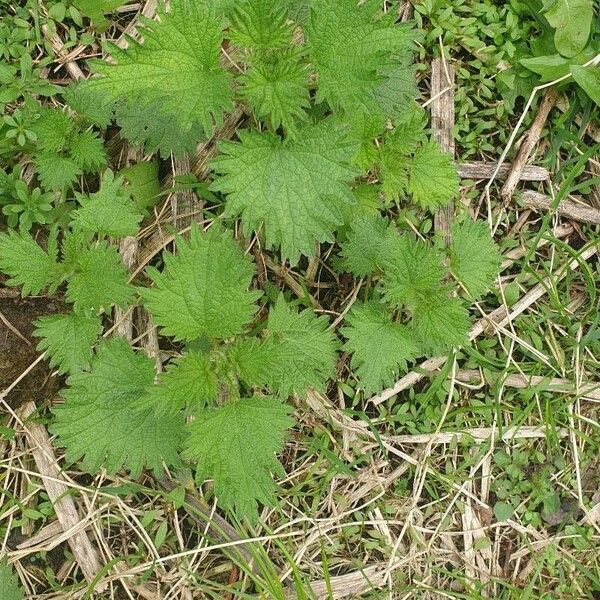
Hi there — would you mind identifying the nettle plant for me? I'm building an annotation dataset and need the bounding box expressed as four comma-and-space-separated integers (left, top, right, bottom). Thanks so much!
0, 0, 502, 518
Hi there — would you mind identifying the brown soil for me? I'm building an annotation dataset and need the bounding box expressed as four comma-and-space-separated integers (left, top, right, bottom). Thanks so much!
0, 283, 64, 410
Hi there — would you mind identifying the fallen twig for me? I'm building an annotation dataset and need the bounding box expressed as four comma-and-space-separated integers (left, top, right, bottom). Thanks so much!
16, 402, 103, 587
501, 88, 558, 201
521, 190, 600, 225
458, 162, 549, 181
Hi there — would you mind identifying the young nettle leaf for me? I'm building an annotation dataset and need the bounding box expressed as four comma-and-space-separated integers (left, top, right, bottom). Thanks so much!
0, 229, 61, 296
307, 0, 417, 124
238, 49, 310, 135
142, 225, 261, 341
66, 242, 134, 312
184, 396, 294, 517
411, 292, 469, 354
342, 301, 419, 394
68, 0, 232, 156
71, 170, 143, 238
211, 120, 359, 263
233, 295, 339, 398
138, 350, 220, 416
449, 219, 502, 299
52, 338, 183, 477
229, 0, 292, 50
31, 107, 107, 190
117, 103, 206, 158
338, 214, 395, 277
34, 312, 103, 375
381, 234, 447, 311
407, 141, 459, 211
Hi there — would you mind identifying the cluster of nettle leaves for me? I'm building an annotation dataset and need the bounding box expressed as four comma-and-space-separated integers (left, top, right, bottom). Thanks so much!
0, 0, 502, 518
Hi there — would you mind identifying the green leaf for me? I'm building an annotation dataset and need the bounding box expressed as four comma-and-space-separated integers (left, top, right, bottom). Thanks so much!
381, 234, 447, 311
449, 220, 502, 298
51, 338, 183, 477
494, 501, 515, 522
342, 301, 419, 394
143, 225, 261, 341
74, 0, 128, 24
66, 242, 135, 311
34, 153, 82, 191
0, 229, 60, 296
71, 170, 143, 237
407, 141, 459, 211
211, 120, 359, 263
307, 0, 417, 124
0, 562, 23, 600
377, 104, 428, 200
230, 0, 292, 50
120, 160, 160, 212
138, 351, 219, 415
338, 214, 394, 277
236, 296, 339, 398
69, 129, 107, 172
185, 396, 294, 517
239, 50, 309, 134
34, 312, 103, 375
411, 292, 470, 354
544, 0, 593, 58
31, 107, 74, 153
520, 47, 595, 82
570, 64, 600, 106
116, 102, 206, 158
71, 0, 232, 151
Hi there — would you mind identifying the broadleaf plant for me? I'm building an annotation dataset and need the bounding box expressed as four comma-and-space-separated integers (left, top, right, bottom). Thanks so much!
0, 0, 503, 520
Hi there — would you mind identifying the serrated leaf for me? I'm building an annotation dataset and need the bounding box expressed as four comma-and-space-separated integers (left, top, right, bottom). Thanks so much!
116, 102, 206, 158
412, 292, 470, 354
143, 225, 261, 341
239, 296, 339, 398
31, 107, 74, 153
69, 129, 107, 172
544, 0, 593, 58
0, 230, 60, 296
185, 396, 294, 517
34, 153, 82, 191
34, 312, 103, 375
378, 104, 428, 200
342, 301, 419, 394
449, 219, 501, 298
66, 242, 135, 311
307, 0, 417, 124
211, 120, 359, 263
230, 0, 292, 50
0, 562, 23, 600
71, 170, 143, 237
51, 338, 183, 477
407, 141, 459, 211
571, 64, 600, 106
71, 0, 232, 152
239, 50, 309, 134
138, 350, 219, 415
338, 214, 394, 277
381, 234, 447, 311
